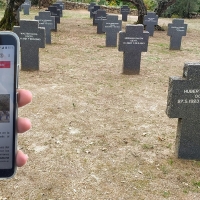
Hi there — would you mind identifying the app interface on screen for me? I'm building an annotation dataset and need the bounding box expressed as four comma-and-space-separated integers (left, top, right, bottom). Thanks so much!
0, 45, 15, 169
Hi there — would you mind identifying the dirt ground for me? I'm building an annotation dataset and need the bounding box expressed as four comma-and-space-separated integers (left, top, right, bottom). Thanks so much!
1, 7, 200, 200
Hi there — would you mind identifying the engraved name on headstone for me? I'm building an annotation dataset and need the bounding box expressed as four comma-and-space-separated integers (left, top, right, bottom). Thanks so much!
92, 5, 100, 26
46, 6, 60, 32
143, 12, 158, 36
35, 11, 55, 44
120, 5, 130, 21
167, 19, 187, 50
13, 20, 45, 70
102, 15, 122, 47
95, 9, 107, 34
52, 3, 63, 17
166, 63, 200, 160
118, 24, 149, 74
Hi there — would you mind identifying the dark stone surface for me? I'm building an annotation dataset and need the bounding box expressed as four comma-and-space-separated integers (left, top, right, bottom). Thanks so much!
21, 0, 31, 15
167, 19, 187, 50
52, 3, 63, 17
55, 1, 65, 10
166, 63, 200, 160
120, 5, 130, 21
92, 5, 100, 26
94, 9, 107, 34
46, 6, 60, 32
35, 11, 55, 44
118, 24, 149, 75
13, 20, 45, 71
88, 2, 96, 18
143, 12, 158, 36
102, 15, 122, 47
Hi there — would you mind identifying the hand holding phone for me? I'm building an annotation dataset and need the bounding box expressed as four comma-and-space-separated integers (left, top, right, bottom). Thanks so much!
0, 32, 31, 178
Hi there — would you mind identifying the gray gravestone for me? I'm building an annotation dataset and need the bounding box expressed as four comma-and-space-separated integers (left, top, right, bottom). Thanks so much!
143, 12, 158, 36
166, 63, 200, 160
102, 15, 122, 47
13, 20, 45, 70
120, 5, 130, 21
167, 19, 187, 50
92, 5, 100, 26
88, 2, 96, 18
56, 0, 65, 10
95, 9, 107, 34
21, 0, 31, 15
46, 6, 60, 31
52, 3, 63, 17
35, 11, 55, 44
118, 24, 149, 75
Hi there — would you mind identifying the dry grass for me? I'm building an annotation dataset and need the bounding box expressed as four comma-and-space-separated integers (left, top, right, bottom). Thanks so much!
0, 7, 200, 200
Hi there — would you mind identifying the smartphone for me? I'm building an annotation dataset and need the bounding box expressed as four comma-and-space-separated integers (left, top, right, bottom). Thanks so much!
0, 32, 19, 178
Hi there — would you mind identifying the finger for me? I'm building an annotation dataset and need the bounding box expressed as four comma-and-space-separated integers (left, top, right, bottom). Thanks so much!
17, 89, 32, 107
17, 117, 31, 133
16, 150, 28, 167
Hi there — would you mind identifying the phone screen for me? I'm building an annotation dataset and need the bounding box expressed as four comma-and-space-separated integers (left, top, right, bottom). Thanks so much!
0, 33, 19, 178
0, 45, 15, 169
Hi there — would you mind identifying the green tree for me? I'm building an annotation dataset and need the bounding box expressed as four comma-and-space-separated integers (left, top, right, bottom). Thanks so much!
122, 0, 177, 24
0, 0, 25, 30
165, 0, 200, 18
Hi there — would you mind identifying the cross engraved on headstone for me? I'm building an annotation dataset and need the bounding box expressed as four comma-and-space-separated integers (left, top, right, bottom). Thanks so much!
118, 24, 149, 75
94, 9, 107, 34
120, 5, 130, 21
166, 63, 200, 160
143, 12, 158, 36
35, 11, 55, 44
92, 5, 100, 26
102, 15, 122, 47
88, 2, 96, 18
46, 6, 60, 32
21, 0, 31, 15
13, 20, 45, 70
167, 19, 187, 50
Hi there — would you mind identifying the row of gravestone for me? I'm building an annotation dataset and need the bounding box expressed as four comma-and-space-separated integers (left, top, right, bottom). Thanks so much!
13, 1, 65, 70
13, 4, 200, 160
89, 4, 188, 75
90, 3, 200, 160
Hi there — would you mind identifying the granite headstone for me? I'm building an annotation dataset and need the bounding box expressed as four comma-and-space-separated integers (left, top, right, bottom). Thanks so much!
94, 9, 107, 34
143, 12, 158, 36
52, 3, 63, 17
118, 24, 149, 75
13, 20, 45, 70
167, 19, 187, 50
35, 11, 55, 44
166, 63, 200, 160
46, 6, 60, 31
120, 5, 130, 21
102, 15, 122, 47
92, 5, 100, 26
88, 2, 96, 18
21, 0, 31, 15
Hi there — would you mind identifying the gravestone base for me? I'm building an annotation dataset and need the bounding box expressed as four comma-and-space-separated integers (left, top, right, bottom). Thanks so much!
122, 52, 141, 75
170, 37, 182, 50
106, 34, 117, 47
21, 48, 39, 71
176, 118, 200, 160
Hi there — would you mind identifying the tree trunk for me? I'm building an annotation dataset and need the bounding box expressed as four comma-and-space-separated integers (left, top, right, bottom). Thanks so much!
0, 0, 25, 30
125, 0, 147, 24
154, 0, 177, 17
